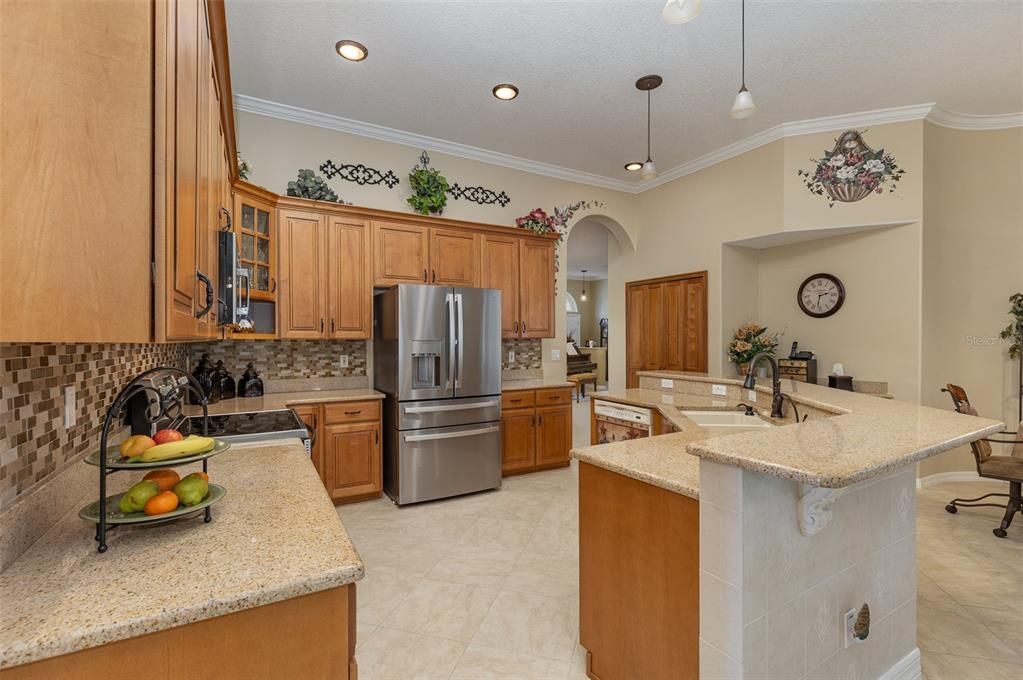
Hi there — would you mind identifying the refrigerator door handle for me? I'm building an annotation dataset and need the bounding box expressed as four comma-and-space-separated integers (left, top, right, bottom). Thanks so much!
404, 400, 500, 414
455, 293, 464, 390
403, 425, 500, 443
446, 293, 456, 390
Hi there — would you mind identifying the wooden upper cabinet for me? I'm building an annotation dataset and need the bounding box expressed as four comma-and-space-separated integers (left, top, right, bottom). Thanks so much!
480, 235, 520, 338
430, 228, 479, 286
234, 187, 276, 302
518, 239, 555, 338
327, 217, 372, 339
373, 222, 429, 286
278, 209, 325, 339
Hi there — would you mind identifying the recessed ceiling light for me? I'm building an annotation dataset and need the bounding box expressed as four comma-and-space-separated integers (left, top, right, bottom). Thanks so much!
624, 162, 643, 172
492, 84, 519, 101
335, 40, 368, 62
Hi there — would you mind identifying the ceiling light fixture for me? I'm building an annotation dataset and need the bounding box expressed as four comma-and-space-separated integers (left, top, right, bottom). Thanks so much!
624, 162, 643, 172
636, 75, 662, 180
662, 0, 702, 24
335, 40, 368, 62
581, 270, 588, 302
492, 84, 519, 101
730, 0, 756, 119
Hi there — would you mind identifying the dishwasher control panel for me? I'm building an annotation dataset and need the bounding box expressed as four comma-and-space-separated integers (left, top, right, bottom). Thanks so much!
593, 400, 653, 426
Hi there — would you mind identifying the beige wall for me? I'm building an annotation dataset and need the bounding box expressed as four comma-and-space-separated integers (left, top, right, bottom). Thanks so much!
919, 124, 1023, 476
755, 225, 923, 401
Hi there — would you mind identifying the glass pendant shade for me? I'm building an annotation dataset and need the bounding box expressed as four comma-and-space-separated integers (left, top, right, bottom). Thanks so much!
731, 86, 755, 119
662, 0, 702, 24
640, 160, 657, 180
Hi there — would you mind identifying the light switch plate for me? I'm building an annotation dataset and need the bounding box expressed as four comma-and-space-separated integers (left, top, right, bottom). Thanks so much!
711, 384, 727, 396
339, 354, 349, 369
63, 386, 76, 428
552, 349, 561, 361
661, 379, 674, 389
507, 350, 515, 364
747, 390, 758, 402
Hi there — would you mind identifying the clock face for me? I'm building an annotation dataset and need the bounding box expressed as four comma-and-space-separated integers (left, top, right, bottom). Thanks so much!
798, 274, 845, 318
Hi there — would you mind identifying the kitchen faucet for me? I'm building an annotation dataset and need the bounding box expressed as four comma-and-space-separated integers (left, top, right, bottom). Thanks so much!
743, 352, 785, 419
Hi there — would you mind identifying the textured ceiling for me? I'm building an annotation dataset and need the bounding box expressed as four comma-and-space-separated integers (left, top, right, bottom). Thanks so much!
567, 219, 611, 279
226, 0, 1023, 184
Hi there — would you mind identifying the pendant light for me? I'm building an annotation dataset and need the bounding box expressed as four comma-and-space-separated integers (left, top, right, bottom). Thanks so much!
662, 0, 701, 24
580, 270, 588, 302
731, 0, 756, 119
636, 75, 662, 180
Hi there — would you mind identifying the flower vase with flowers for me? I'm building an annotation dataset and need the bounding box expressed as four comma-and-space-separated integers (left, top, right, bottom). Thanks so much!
728, 323, 781, 375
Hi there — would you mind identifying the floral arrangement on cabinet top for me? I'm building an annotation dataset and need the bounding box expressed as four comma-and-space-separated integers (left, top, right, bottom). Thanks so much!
514, 200, 604, 293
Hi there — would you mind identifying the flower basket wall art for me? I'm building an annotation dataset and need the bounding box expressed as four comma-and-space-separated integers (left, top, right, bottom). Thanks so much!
798, 130, 905, 207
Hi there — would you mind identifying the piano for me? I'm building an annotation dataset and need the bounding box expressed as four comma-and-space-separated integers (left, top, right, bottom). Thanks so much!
567, 344, 598, 376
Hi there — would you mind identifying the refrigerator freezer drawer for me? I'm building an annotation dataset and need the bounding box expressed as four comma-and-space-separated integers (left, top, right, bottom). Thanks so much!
397, 395, 502, 430
391, 422, 502, 505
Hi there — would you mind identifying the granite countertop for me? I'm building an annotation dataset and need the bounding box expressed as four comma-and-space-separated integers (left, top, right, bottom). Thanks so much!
502, 378, 574, 391
645, 372, 1004, 489
590, 388, 758, 431
572, 429, 707, 499
185, 388, 385, 416
0, 442, 363, 669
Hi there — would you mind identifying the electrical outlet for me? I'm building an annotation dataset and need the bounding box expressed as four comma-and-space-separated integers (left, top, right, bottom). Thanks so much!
339, 354, 349, 369
711, 384, 727, 396
747, 390, 757, 402
661, 394, 675, 405
552, 349, 561, 361
661, 378, 674, 389
507, 350, 515, 365
63, 386, 76, 428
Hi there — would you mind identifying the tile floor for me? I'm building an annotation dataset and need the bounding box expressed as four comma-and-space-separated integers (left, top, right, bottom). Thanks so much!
339, 394, 1022, 680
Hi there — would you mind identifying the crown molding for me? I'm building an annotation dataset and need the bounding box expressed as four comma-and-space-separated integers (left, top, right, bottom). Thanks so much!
233, 94, 637, 193
235, 95, 1023, 195
924, 106, 1023, 130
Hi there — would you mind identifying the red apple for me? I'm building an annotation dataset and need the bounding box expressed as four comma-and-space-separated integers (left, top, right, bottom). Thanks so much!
152, 429, 184, 445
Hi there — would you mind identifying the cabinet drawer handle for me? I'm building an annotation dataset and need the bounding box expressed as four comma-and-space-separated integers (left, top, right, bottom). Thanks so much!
548, 395, 559, 400
344, 410, 362, 415
510, 398, 522, 403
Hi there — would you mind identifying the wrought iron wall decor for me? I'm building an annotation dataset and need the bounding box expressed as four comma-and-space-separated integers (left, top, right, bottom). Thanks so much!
319, 160, 400, 189
447, 183, 511, 207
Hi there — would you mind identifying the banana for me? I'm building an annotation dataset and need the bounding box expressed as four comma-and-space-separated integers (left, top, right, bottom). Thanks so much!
135, 435, 216, 462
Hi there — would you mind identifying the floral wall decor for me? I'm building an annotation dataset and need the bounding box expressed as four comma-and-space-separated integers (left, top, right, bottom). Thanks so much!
286, 169, 351, 204
407, 151, 449, 215
798, 130, 905, 207
514, 200, 604, 292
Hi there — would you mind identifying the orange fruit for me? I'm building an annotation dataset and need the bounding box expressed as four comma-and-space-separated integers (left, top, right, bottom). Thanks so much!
143, 490, 179, 516
191, 471, 209, 482
142, 469, 180, 492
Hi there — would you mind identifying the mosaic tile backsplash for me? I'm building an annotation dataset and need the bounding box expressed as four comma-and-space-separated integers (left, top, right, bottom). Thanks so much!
502, 339, 543, 370
190, 340, 368, 379
0, 343, 189, 509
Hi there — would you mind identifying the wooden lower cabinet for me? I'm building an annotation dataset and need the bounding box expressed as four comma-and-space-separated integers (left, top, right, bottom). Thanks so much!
501, 387, 572, 475
3, 586, 358, 680
297, 400, 383, 505
579, 463, 699, 680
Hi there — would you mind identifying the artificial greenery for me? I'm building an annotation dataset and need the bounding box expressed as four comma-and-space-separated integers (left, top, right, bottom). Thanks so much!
286, 169, 340, 202
237, 152, 252, 181
1000, 292, 1023, 359
406, 152, 449, 215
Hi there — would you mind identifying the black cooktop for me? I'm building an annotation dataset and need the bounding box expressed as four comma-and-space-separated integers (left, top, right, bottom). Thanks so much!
182, 409, 306, 440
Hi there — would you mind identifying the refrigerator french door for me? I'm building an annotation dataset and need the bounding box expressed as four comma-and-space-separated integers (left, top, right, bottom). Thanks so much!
374, 285, 502, 505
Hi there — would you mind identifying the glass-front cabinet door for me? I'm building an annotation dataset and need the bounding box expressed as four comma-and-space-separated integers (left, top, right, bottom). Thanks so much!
234, 187, 275, 301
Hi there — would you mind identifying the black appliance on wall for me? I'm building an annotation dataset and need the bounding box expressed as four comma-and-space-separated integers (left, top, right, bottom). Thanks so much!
218, 229, 274, 335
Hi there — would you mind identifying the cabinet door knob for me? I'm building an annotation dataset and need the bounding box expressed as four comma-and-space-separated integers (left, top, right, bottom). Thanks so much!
331, 319, 335, 333
270, 277, 276, 293
432, 270, 436, 283
423, 269, 428, 282
320, 319, 324, 333
195, 271, 214, 318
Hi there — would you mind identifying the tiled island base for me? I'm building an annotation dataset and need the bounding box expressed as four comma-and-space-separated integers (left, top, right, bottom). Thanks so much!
698, 460, 918, 680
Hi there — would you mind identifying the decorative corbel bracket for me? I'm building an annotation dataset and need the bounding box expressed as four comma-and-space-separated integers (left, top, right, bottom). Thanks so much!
797, 484, 847, 536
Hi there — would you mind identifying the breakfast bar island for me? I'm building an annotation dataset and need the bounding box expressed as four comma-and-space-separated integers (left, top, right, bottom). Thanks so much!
572, 371, 1004, 680
0, 442, 363, 678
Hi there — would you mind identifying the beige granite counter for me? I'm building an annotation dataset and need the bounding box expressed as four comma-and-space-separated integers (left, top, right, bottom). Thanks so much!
0, 442, 363, 669
572, 430, 707, 499
591, 388, 756, 431
644, 371, 1005, 488
502, 378, 574, 391
185, 388, 384, 416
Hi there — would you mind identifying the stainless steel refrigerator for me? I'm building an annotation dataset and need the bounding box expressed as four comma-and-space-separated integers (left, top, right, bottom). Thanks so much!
374, 285, 503, 505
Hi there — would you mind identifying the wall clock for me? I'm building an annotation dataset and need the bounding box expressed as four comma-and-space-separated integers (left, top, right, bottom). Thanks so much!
797, 273, 845, 318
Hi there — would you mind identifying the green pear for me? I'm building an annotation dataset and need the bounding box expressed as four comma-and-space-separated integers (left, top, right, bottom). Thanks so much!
173, 474, 209, 507
118, 480, 160, 514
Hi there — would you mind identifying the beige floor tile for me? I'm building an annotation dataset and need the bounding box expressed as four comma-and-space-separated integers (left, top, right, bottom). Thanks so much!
356, 626, 468, 680
963, 605, 1023, 663
383, 577, 499, 642
917, 601, 1019, 662
471, 590, 579, 662
460, 516, 537, 552
356, 621, 378, 650
356, 532, 455, 575
502, 555, 580, 600
356, 564, 425, 625
921, 650, 1022, 680
451, 644, 571, 679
